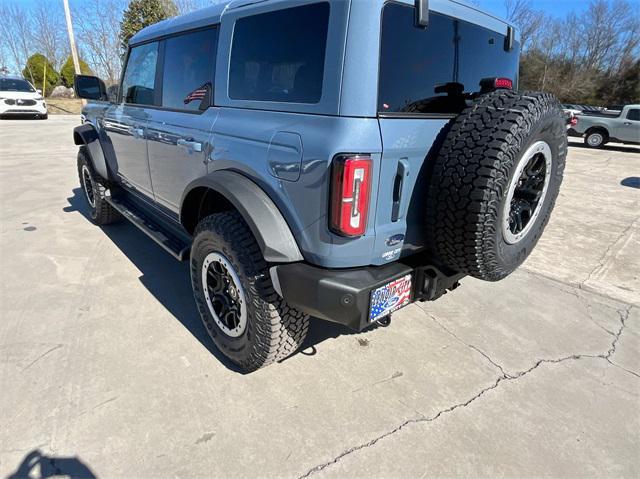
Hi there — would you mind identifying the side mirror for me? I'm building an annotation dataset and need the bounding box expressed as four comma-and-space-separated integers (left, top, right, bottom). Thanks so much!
74, 74, 108, 101
36, 89, 42, 95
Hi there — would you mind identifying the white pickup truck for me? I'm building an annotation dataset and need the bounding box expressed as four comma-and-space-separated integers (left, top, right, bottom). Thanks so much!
569, 104, 640, 148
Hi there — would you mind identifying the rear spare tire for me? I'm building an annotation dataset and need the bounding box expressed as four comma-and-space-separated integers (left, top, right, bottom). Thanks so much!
425, 90, 567, 281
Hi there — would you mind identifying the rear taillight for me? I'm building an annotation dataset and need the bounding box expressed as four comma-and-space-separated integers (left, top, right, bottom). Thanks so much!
330, 154, 372, 237
494, 77, 513, 89
479, 77, 513, 93
570, 117, 578, 127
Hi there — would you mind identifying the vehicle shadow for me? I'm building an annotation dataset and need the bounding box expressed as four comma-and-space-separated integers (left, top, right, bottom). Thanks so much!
6, 449, 97, 478
621, 177, 640, 189
64, 188, 375, 372
567, 140, 640, 154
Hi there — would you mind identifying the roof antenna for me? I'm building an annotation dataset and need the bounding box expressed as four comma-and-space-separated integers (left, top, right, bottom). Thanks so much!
415, 0, 429, 28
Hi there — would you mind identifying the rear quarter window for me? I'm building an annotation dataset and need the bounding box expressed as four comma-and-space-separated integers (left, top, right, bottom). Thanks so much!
161, 28, 218, 111
378, 3, 520, 115
229, 3, 330, 104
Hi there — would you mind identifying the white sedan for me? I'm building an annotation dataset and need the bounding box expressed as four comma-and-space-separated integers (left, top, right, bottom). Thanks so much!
0, 76, 48, 119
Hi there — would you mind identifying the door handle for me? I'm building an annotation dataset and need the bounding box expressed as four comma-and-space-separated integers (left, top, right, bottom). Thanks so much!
624, 122, 632, 125
177, 138, 203, 153
391, 159, 410, 222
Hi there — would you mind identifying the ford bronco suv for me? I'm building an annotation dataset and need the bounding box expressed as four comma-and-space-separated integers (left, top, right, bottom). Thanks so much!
73, 0, 567, 372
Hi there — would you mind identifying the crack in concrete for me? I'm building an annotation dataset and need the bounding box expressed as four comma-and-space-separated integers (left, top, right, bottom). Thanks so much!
22, 344, 63, 371
582, 216, 639, 286
522, 268, 639, 308
606, 358, 640, 379
297, 306, 633, 479
420, 309, 512, 378
555, 283, 618, 337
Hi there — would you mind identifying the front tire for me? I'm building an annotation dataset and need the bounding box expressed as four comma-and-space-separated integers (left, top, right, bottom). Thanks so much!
77, 148, 121, 225
190, 211, 309, 372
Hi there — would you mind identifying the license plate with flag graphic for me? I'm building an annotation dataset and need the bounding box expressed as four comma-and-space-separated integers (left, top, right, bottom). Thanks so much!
369, 274, 412, 322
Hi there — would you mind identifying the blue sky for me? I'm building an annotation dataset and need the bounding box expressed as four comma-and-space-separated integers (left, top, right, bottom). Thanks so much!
9, 0, 599, 19
475, 0, 590, 19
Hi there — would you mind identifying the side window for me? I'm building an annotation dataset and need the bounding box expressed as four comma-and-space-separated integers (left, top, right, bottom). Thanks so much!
122, 42, 159, 106
626, 109, 640, 121
229, 3, 330, 104
161, 28, 218, 111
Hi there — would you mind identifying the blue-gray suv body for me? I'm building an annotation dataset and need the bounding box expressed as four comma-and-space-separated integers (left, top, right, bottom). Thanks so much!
73, 0, 567, 371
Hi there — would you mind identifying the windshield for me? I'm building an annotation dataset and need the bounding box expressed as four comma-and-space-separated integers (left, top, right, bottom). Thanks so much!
0, 78, 36, 92
378, 4, 520, 115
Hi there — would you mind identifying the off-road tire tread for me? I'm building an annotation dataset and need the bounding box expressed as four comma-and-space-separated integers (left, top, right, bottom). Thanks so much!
191, 211, 309, 372
425, 90, 567, 281
77, 147, 121, 225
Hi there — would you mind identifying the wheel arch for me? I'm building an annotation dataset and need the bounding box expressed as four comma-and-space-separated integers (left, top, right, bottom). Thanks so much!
585, 125, 610, 139
180, 171, 304, 263
73, 124, 110, 181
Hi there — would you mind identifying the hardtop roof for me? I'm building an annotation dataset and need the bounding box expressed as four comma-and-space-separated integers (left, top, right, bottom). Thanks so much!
129, 0, 515, 46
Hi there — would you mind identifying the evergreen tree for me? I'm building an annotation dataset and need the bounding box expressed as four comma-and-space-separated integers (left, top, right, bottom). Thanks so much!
119, 0, 178, 54
22, 53, 59, 96
60, 56, 93, 88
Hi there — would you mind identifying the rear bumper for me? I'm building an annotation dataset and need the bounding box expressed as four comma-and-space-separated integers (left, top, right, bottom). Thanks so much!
272, 261, 464, 331
567, 128, 582, 137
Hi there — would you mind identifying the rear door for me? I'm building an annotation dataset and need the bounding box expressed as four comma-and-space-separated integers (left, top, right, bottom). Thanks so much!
103, 41, 159, 197
376, 3, 520, 262
146, 27, 219, 213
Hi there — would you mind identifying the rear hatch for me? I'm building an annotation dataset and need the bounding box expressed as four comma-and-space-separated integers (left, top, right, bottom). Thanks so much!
373, 2, 520, 264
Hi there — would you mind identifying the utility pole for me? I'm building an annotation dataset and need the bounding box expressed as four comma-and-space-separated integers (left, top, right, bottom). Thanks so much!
62, 0, 80, 75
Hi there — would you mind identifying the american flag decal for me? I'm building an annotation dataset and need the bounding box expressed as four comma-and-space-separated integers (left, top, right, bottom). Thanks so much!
369, 274, 412, 322
184, 83, 210, 104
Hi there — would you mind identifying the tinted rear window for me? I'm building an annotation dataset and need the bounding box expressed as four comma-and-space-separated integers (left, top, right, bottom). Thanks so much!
229, 3, 330, 104
379, 3, 519, 114
162, 28, 218, 111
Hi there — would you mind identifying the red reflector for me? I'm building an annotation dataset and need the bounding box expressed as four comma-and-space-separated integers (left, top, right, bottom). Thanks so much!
330, 155, 372, 237
494, 77, 513, 89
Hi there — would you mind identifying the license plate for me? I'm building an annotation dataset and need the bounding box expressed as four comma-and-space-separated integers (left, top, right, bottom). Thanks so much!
369, 274, 412, 322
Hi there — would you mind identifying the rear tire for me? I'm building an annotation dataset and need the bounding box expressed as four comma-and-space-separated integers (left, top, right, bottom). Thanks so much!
585, 129, 607, 148
77, 148, 121, 225
190, 211, 309, 372
425, 90, 567, 281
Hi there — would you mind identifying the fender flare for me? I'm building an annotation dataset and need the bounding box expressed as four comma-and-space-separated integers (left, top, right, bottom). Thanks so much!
73, 124, 109, 181
585, 125, 610, 138
181, 171, 304, 263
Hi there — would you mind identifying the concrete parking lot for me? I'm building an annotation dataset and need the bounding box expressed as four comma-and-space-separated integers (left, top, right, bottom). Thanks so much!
1, 116, 638, 478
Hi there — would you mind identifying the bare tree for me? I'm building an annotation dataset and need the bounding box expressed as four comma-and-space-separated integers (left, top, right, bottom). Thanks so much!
72, 0, 127, 84
0, 2, 35, 79
504, 0, 544, 51
32, 0, 68, 70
